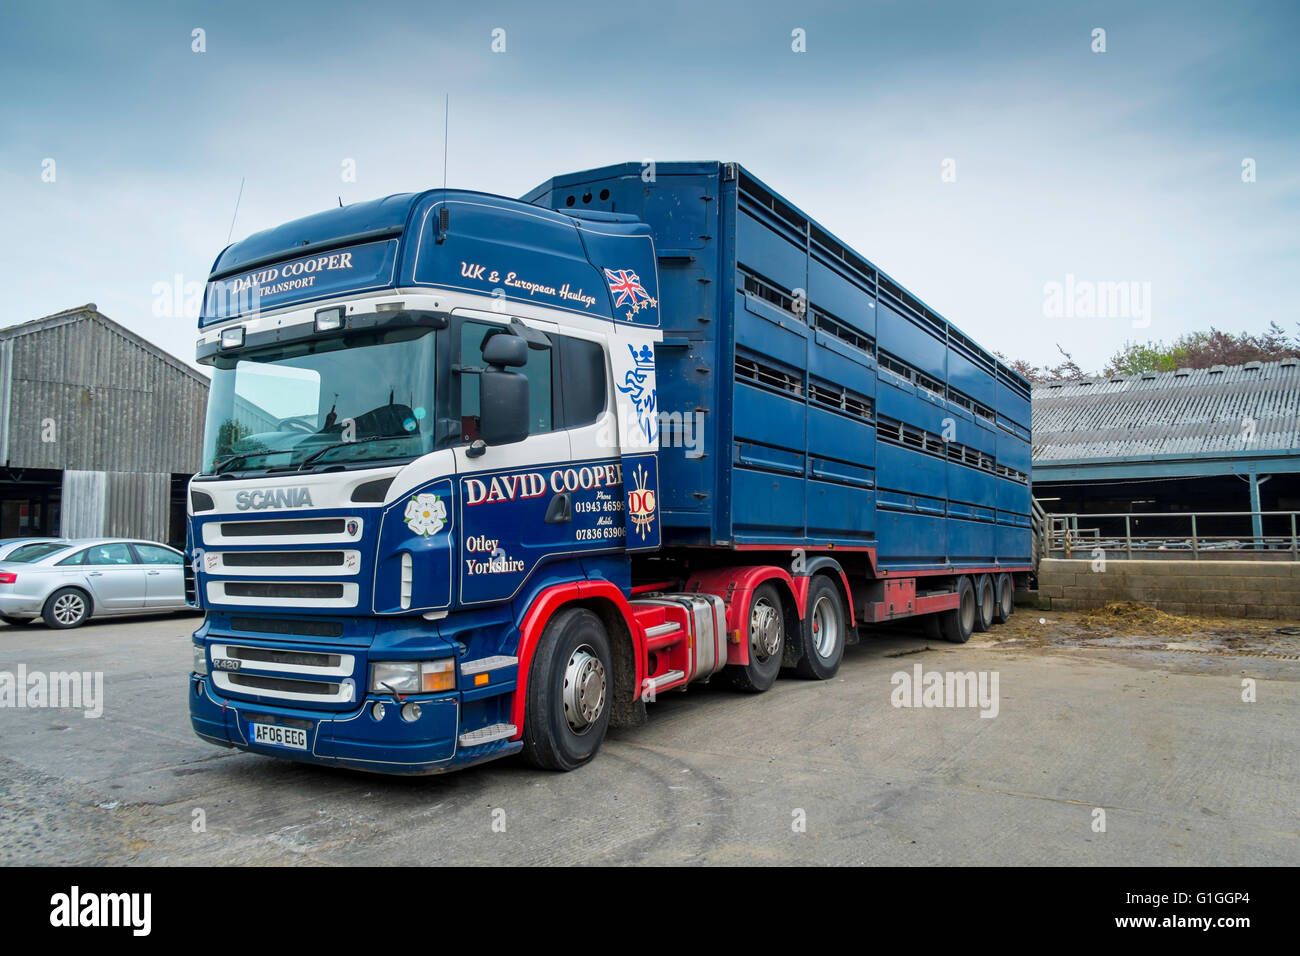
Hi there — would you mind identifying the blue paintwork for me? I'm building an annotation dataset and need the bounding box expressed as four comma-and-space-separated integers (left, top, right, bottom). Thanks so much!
202, 190, 660, 327
524, 162, 1033, 568
190, 161, 1031, 775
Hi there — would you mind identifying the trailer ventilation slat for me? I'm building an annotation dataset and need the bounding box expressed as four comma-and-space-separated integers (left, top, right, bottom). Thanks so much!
735, 354, 804, 398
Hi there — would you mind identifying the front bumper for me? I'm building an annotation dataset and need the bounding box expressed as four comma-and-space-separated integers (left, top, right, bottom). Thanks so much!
190, 674, 523, 774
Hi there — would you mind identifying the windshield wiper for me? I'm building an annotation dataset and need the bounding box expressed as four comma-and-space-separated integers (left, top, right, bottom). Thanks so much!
214, 448, 305, 474
297, 434, 412, 469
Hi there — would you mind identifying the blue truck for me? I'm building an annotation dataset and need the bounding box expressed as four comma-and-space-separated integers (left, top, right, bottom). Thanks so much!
187, 161, 1033, 773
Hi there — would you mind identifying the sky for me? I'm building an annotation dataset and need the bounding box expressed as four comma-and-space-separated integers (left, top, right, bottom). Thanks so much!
1, 0, 1297, 375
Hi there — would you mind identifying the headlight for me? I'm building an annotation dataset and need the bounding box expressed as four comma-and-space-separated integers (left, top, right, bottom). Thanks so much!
369, 659, 454, 695
193, 643, 208, 676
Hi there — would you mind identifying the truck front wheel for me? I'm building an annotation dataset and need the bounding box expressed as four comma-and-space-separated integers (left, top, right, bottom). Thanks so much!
727, 583, 785, 693
794, 575, 847, 680
521, 608, 613, 771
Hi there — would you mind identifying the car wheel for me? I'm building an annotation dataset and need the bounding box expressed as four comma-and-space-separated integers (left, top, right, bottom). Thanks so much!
43, 588, 91, 629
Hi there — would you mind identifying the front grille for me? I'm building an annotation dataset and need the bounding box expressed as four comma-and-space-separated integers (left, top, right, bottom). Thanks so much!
223, 551, 345, 567
221, 518, 346, 537
226, 645, 342, 668
227, 673, 340, 695
224, 582, 344, 599
231, 617, 345, 638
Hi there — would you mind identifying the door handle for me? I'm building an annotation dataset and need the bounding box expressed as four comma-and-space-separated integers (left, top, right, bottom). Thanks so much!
544, 492, 572, 524
147, 570, 161, 575
88, 571, 103, 577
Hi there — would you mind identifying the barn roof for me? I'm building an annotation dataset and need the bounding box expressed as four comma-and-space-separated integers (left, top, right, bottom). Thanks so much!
1031, 359, 1300, 478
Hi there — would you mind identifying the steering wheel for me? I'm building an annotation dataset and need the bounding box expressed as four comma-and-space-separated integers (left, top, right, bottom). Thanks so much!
276, 417, 317, 435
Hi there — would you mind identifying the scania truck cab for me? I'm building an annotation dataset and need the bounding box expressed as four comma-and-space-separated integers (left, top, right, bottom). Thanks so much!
189, 162, 1034, 774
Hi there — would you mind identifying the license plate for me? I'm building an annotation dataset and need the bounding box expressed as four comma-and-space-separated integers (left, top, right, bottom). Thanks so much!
250, 722, 308, 750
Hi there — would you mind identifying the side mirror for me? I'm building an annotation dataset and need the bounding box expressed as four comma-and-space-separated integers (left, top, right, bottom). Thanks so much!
479, 369, 529, 445
482, 334, 527, 368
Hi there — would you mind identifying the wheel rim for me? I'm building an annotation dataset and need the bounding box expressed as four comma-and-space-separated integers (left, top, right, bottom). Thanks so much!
562, 644, 606, 733
810, 594, 840, 660
1000, 581, 1013, 616
981, 582, 994, 621
960, 587, 975, 633
53, 593, 84, 625
750, 597, 782, 662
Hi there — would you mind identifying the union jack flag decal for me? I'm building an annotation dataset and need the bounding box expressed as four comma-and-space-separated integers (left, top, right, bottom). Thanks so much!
603, 268, 650, 308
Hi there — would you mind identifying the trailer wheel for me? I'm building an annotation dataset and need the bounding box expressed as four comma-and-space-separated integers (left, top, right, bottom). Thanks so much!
993, 573, 1014, 624
795, 575, 847, 680
521, 607, 613, 771
727, 583, 785, 693
973, 574, 995, 632
938, 577, 976, 644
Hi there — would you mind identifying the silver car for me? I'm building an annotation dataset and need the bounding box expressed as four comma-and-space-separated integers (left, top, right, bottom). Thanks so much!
0, 537, 70, 561
0, 538, 188, 629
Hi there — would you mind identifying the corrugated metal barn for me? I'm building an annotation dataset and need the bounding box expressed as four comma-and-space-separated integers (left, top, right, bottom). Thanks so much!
1032, 358, 1300, 541
0, 304, 208, 546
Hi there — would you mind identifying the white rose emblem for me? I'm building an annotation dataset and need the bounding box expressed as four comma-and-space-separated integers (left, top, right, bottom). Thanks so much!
404, 493, 447, 536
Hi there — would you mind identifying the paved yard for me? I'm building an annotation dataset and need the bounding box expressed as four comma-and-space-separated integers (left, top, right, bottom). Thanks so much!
1, 609, 1297, 865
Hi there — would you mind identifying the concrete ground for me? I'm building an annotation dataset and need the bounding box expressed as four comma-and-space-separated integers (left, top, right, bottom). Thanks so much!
1, 608, 1297, 865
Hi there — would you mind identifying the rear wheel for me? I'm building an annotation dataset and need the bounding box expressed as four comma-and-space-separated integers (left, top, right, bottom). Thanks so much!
938, 576, 976, 644
795, 575, 847, 680
973, 574, 995, 632
521, 608, 613, 771
43, 588, 91, 629
993, 573, 1015, 623
727, 583, 785, 692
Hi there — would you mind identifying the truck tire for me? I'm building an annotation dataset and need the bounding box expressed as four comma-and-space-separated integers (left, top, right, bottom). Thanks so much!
993, 573, 1014, 623
795, 575, 847, 680
973, 574, 995, 632
521, 608, 613, 771
938, 577, 976, 644
43, 587, 91, 629
727, 583, 785, 693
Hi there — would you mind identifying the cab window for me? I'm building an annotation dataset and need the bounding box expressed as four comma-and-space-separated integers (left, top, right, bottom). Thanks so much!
458, 321, 554, 440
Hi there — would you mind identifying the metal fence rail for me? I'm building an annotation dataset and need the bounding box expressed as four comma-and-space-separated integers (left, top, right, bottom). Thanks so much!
1043, 510, 1300, 561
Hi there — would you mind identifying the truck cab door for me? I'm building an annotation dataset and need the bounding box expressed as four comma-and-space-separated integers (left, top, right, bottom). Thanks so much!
451, 315, 575, 607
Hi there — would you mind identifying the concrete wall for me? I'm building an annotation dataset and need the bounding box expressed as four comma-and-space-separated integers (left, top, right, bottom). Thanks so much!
1038, 558, 1300, 619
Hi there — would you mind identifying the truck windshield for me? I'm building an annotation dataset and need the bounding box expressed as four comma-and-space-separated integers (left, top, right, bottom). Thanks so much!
201, 327, 437, 475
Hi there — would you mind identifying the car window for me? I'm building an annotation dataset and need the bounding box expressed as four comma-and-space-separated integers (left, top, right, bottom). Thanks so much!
57, 550, 88, 566
85, 544, 134, 566
7, 542, 68, 562
133, 544, 182, 565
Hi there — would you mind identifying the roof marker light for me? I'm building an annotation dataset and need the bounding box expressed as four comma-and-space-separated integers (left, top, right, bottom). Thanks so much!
315, 307, 344, 332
